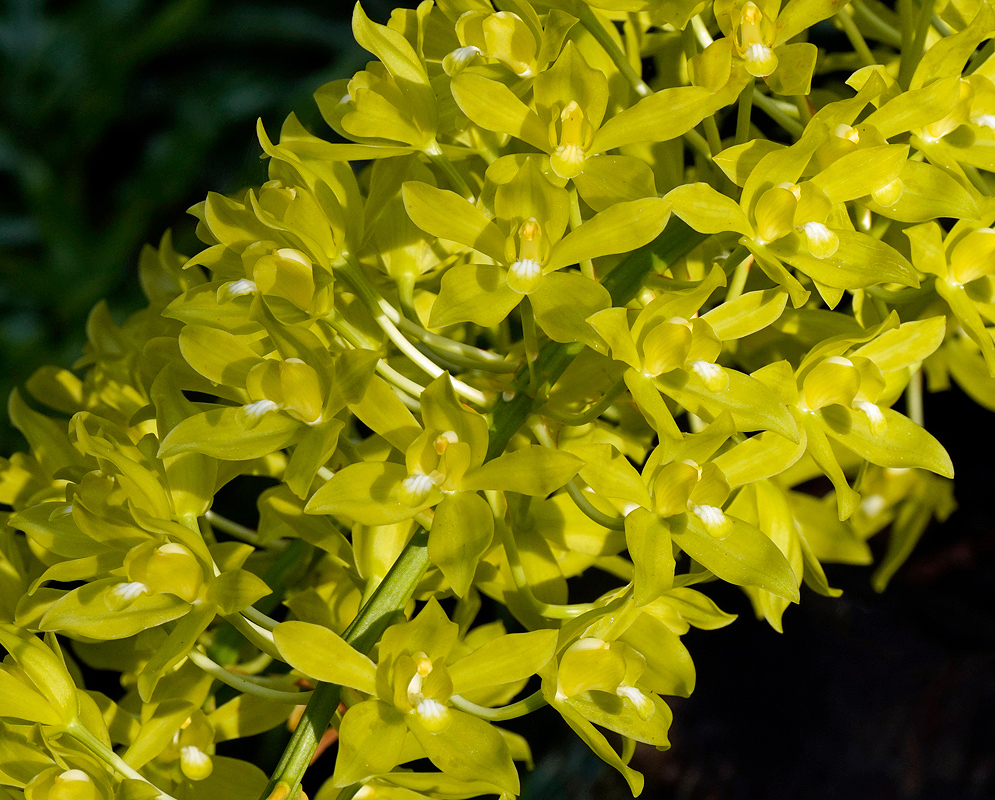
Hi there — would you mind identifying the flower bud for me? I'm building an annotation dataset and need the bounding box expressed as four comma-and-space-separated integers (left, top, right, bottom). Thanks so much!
253, 248, 316, 312
26, 769, 101, 800
802, 356, 859, 410
641, 319, 692, 376
651, 461, 699, 518
143, 543, 204, 604
556, 638, 626, 700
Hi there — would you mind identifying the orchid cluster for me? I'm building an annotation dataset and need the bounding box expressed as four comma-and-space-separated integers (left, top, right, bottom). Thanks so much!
1, 0, 992, 798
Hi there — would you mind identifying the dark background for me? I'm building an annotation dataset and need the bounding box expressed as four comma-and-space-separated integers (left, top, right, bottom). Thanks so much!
2, 2, 994, 798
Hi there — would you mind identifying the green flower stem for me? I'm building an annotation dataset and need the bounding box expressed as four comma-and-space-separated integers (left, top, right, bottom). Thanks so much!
325, 313, 426, 402
572, 1, 651, 98
187, 649, 313, 705
395, 316, 520, 373
683, 129, 713, 162
395, 271, 418, 321
424, 141, 475, 201
565, 479, 627, 531
541, 380, 625, 426
64, 721, 178, 800
224, 611, 282, 660
898, 0, 936, 89
702, 115, 723, 157
210, 539, 309, 665
794, 95, 813, 125
963, 164, 993, 196
691, 14, 714, 48
260, 528, 431, 800
486, 219, 707, 461
374, 362, 425, 407
242, 606, 280, 632
752, 92, 804, 139
340, 262, 489, 406
898, 0, 914, 72
735, 80, 755, 145
967, 39, 995, 74
450, 690, 548, 721
724, 246, 753, 302
932, 13, 954, 36
521, 296, 541, 394
341, 257, 506, 380
205, 511, 266, 546
837, 6, 879, 67
906, 367, 924, 427
237, 651, 276, 676
569, 186, 596, 281
498, 518, 594, 620
851, 0, 902, 47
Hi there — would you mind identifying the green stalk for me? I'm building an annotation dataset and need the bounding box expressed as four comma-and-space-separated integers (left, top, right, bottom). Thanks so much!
541, 380, 626, 426
65, 721, 179, 800
424, 141, 475, 201
565, 479, 627, 531
851, 0, 902, 47
735, 80, 756, 145
572, 0, 651, 97
898, 0, 936, 89
450, 690, 548, 721
521, 296, 541, 394
261, 529, 431, 800
906, 368, 924, 427
752, 92, 804, 139
837, 6, 878, 67
187, 649, 313, 705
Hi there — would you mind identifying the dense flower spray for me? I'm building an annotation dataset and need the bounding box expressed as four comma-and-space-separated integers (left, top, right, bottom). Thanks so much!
4, 0, 995, 798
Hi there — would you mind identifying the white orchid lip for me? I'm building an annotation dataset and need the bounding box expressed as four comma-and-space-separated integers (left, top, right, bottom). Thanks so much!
616, 685, 655, 720
799, 221, 839, 259
180, 745, 213, 780
413, 698, 452, 732
399, 472, 435, 506
443, 45, 481, 75
218, 279, 257, 302
855, 399, 886, 433
744, 43, 777, 76
691, 503, 732, 537
861, 493, 887, 517
241, 399, 280, 422
507, 258, 543, 294
107, 581, 149, 611
690, 360, 728, 391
